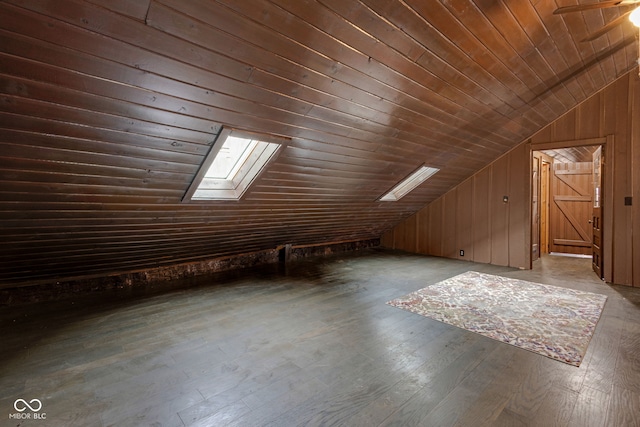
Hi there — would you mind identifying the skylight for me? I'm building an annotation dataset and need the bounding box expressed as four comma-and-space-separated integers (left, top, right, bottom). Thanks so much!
205, 136, 260, 180
183, 129, 282, 201
379, 165, 439, 201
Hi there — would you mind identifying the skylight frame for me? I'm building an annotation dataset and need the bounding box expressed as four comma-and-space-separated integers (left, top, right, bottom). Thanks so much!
183, 128, 285, 202
379, 165, 439, 201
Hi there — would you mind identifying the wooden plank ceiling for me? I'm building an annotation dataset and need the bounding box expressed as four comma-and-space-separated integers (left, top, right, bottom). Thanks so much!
541, 146, 598, 163
1, 0, 638, 287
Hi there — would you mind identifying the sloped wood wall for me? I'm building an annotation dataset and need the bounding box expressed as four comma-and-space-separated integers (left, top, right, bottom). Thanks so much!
382, 71, 640, 286
381, 142, 530, 269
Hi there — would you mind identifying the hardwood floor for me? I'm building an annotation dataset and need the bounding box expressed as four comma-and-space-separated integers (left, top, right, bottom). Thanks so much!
1, 249, 639, 426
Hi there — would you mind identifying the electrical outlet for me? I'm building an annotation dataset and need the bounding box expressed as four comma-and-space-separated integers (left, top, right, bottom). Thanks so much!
460, 249, 464, 257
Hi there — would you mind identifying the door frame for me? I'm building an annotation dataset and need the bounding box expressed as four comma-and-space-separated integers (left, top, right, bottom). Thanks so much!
528, 135, 614, 283
540, 159, 550, 255
532, 154, 540, 261
532, 152, 552, 258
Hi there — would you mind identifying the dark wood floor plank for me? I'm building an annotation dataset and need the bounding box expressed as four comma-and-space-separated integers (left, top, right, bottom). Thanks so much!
452, 387, 511, 427
605, 384, 640, 427
376, 336, 496, 426
225, 369, 330, 427
567, 385, 611, 427
578, 314, 623, 393
613, 317, 640, 394
339, 327, 469, 426
501, 353, 559, 419
415, 344, 516, 426
187, 400, 251, 427
531, 385, 580, 427
101, 387, 200, 427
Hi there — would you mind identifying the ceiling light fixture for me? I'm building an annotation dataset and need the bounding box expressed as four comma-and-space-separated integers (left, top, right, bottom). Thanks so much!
633, 7, 640, 77
630, 7, 640, 27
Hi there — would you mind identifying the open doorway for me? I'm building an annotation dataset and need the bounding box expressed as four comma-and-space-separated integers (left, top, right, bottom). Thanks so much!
532, 144, 604, 279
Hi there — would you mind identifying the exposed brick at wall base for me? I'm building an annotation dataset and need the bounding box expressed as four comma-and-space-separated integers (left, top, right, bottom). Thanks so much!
289, 238, 380, 261
0, 249, 280, 306
0, 239, 380, 305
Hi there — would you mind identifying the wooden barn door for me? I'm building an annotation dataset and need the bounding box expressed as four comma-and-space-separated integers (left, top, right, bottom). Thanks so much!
592, 147, 603, 278
549, 162, 593, 256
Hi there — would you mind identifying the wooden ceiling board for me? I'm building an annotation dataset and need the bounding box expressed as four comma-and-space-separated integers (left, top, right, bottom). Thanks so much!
541, 145, 599, 163
1, 0, 638, 287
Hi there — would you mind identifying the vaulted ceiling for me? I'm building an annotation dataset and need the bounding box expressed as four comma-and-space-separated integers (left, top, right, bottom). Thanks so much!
1, 0, 638, 287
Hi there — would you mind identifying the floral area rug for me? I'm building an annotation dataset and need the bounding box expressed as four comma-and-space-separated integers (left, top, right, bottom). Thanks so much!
386, 271, 607, 366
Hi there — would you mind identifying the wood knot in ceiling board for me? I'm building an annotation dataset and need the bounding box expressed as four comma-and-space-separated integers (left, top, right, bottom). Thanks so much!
3, 81, 28, 97
246, 67, 255, 82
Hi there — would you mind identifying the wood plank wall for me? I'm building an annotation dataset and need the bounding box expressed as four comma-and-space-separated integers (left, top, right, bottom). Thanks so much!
382, 71, 640, 286
633, 75, 640, 288
382, 142, 530, 268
